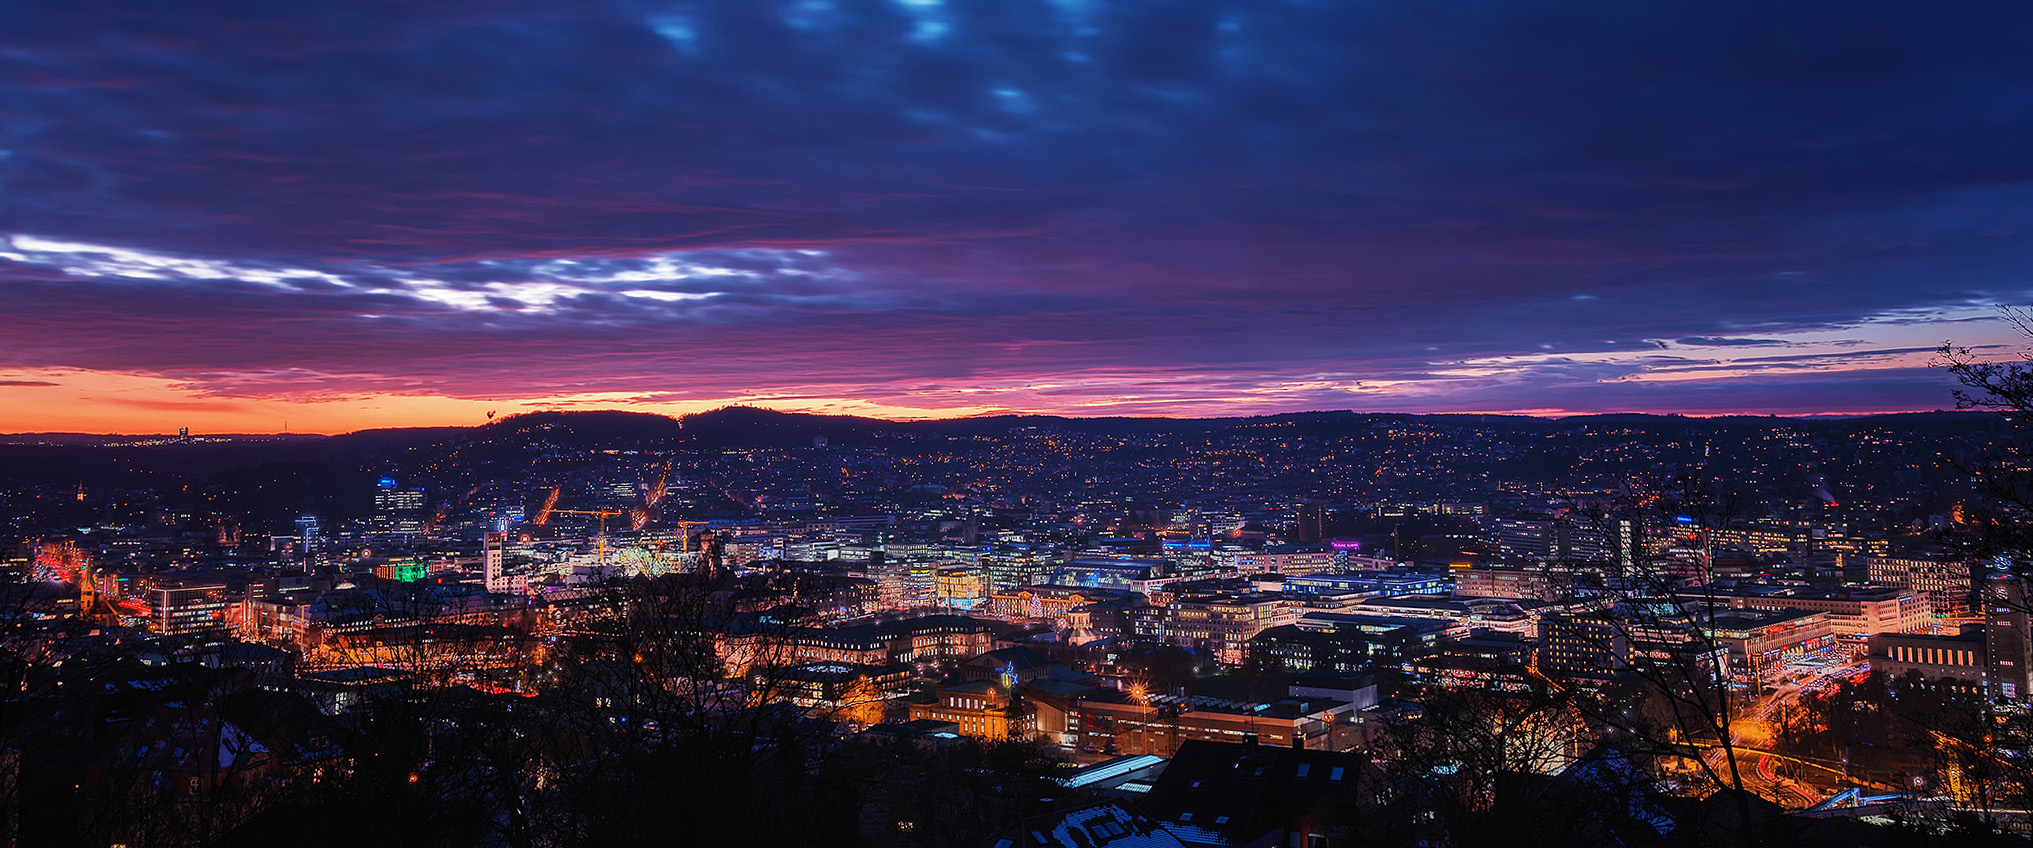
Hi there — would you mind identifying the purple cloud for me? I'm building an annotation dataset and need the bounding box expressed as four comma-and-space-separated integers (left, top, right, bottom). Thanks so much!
0, 0, 2030, 420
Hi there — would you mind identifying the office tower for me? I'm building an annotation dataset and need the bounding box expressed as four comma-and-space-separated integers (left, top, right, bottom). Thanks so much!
1986, 574, 2033, 702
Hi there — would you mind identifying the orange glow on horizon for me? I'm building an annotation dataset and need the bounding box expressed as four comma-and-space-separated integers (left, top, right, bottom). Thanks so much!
0, 368, 1021, 435
0, 365, 1969, 436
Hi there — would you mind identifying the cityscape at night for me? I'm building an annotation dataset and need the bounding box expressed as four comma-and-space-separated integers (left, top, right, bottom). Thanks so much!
6, 1, 2033, 847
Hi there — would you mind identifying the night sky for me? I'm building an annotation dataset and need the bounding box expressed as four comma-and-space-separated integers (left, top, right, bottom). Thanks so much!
4, 0, 2032, 433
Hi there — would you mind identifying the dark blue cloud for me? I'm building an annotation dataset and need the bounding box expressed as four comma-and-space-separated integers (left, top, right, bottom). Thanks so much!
1, 0, 2030, 415
1678, 338, 1790, 347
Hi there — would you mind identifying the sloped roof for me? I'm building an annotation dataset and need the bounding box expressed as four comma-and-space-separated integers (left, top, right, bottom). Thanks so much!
1140, 741, 1366, 846
981, 801, 1187, 848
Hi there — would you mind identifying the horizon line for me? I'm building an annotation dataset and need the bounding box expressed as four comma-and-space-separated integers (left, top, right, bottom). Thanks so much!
0, 404, 1982, 439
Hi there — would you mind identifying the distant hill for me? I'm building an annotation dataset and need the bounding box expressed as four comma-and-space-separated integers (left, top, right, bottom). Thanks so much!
1, 405, 2003, 450
478, 410, 687, 445
0, 405, 2003, 489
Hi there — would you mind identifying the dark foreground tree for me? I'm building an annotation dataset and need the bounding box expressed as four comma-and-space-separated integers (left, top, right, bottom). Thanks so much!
1939, 305, 2033, 568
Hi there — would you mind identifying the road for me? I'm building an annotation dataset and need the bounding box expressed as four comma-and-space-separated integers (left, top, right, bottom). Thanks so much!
1701, 656, 1869, 807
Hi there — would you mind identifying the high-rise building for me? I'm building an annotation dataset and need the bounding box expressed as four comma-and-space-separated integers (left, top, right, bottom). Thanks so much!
483, 531, 527, 594
372, 478, 427, 533
981, 550, 1060, 594
1612, 518, 1643, 573
1985, 574, 2033, 702
1292, 503, 1326, 544
294, 515, 320, 558
1508, 515, 1619, 564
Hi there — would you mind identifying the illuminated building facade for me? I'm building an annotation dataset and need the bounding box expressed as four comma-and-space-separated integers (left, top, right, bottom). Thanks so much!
1049, 558, 1175, 592
1706, 609, 1835, 687
1870, 627, 1985, 692
1538, 612, 1629, 679
933, 566, 985, 607
1867, 555, 1973, 615
1679, 583, 1931, 637
768, 662, 912, 708
371, 477, 428, 533
910, 679, 1036, 740
1450, 566, 1572, 602
1128, 593, 1298, 664
720, 614, 994, 675
1284, 571, 1447, 597
1075, 690, 1347, 757
1216, 546, 1335, 576
293, 515, 320, 558
985, 585, 1133, 624
374, 557, 429, 582
981, 549, 1059, 594
152, 583, 230, 635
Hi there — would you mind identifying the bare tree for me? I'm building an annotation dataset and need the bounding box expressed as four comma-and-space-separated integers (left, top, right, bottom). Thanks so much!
1937, 306, 2033, 570
1366, 681, 1593, 846
1526, 475, 1793, 846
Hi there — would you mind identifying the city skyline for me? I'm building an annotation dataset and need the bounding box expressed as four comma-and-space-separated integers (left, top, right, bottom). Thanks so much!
6, 1, 2033, 433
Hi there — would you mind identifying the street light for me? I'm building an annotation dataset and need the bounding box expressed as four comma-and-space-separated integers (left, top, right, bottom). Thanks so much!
1128, 682, 1151, 755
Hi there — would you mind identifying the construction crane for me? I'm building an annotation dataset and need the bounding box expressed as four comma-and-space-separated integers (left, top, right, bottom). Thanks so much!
548, 508, 626, 565
1929, 728, 2010, 807
670, 520, 709, 552
613, 523, 717, 577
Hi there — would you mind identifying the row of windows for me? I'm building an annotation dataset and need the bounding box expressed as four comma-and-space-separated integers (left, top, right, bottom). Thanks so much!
1886, 644, 1977, 667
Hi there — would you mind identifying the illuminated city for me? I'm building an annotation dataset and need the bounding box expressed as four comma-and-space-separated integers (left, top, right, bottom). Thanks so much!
3, 405, 2033, 845
5, 2, 2033, 847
